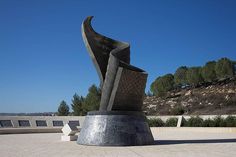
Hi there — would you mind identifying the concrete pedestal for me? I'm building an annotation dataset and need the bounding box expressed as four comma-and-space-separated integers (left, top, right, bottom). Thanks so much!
61, 123, 78, 136
77, 111, 154, 146
61, 135, 78, 141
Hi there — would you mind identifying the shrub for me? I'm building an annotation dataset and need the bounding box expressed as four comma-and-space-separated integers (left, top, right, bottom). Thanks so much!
181, 117, 188, 126
213, 116, 226, 127
203, 118, 216, 127
147, 118, 165, 127
225, 116, 236, 127
185, 116, 204, 127
183, 116, 236, 127
165, 117, 178, 127
147, 116, 236, 127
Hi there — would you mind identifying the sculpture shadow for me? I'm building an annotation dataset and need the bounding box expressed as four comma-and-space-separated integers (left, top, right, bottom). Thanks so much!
153, 138, 236, 145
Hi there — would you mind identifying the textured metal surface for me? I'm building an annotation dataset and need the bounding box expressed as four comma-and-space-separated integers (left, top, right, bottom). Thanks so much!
82, 16, 147, 111
77, 111, 154, 146
107, 67, 147, 111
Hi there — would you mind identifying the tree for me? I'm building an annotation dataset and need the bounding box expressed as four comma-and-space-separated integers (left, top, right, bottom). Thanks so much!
57, 100, 70, 116
233, 61, 236, 69
174, 66, 188, 86
215, 58, 234, 79
82, 84, 101, 114
234, 61, 236, 74
150, 77, 161, 96
186, 67, 203, 86
71, 93, 84, 116
201, 61, 216, 82
150, 74, 174, 97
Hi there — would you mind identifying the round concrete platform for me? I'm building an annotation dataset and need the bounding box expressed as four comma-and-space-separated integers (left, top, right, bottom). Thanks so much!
77, 111, 154, 146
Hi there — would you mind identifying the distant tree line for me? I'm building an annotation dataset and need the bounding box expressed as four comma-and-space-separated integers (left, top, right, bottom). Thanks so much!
151, 57, 236, 97
57, 57, 236, 115
57, 84, 101, 116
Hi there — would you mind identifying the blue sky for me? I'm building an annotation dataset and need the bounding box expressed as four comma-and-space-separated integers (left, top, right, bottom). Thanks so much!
0, 0, 236, 113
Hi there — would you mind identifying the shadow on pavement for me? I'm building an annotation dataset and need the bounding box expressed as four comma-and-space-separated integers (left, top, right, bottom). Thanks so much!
154, 139, 236, 145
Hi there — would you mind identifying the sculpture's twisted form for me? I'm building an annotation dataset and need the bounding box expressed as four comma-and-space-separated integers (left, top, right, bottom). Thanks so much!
78, 17, 154, 146
82, 16, 147, 111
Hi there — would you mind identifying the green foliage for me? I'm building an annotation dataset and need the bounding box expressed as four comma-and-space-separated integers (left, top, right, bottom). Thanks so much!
147, 116, 236, 127
150, 74, 174, 97
57, 100, 70, 116
186, 67, 203, 86
181, 117, 188, 126
147, 117, 177, 127
174, 66, 188, 86
82, 84, 101, 114
165, 117, 178, 127
71, 93, 84, 116
215, 58, 234, 79
150, 77, 159, 96
183, 116, 236, 127
203, 118, 216, 127
147, 118, 165, 127
212, 116, 226, 127
150, 57, 235, 95
202, 116, 226, 127
233, 61, 236, 72
201, 61, 216, 82
225, 116, 236, 127
170, 106, 185, 115
184, 116, 204, 127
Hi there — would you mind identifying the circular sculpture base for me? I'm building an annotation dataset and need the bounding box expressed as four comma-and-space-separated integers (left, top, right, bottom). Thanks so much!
77, 111, 154, 146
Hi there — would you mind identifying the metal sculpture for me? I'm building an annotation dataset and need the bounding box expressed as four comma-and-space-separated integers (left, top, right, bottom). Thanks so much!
77, 16, 154, 146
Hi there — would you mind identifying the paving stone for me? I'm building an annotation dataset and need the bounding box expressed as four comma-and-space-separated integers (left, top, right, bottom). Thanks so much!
1, 129, 236, 157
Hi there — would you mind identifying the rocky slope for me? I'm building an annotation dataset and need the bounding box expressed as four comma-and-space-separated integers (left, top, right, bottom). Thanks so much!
143, 77, 236, 115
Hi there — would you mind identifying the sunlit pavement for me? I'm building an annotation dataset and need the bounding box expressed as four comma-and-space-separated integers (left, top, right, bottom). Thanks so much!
1, 128, 236, 157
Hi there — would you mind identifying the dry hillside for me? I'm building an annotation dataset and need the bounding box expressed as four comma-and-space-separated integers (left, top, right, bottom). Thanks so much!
143, 77, 236, 115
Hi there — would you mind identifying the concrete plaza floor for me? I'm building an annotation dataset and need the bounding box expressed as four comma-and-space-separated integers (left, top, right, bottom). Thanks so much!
1, 128, 236, 157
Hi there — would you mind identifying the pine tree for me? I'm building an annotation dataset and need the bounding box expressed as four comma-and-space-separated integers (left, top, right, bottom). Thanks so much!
201, 61, 216, 82
150, 74, 174, 97
174, 66, 188, 86
186, 67, 203, 86
71, 93, 84, 116
82, 84, 101, 114
215, 58, 234, 79
57, 100, 70, 116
